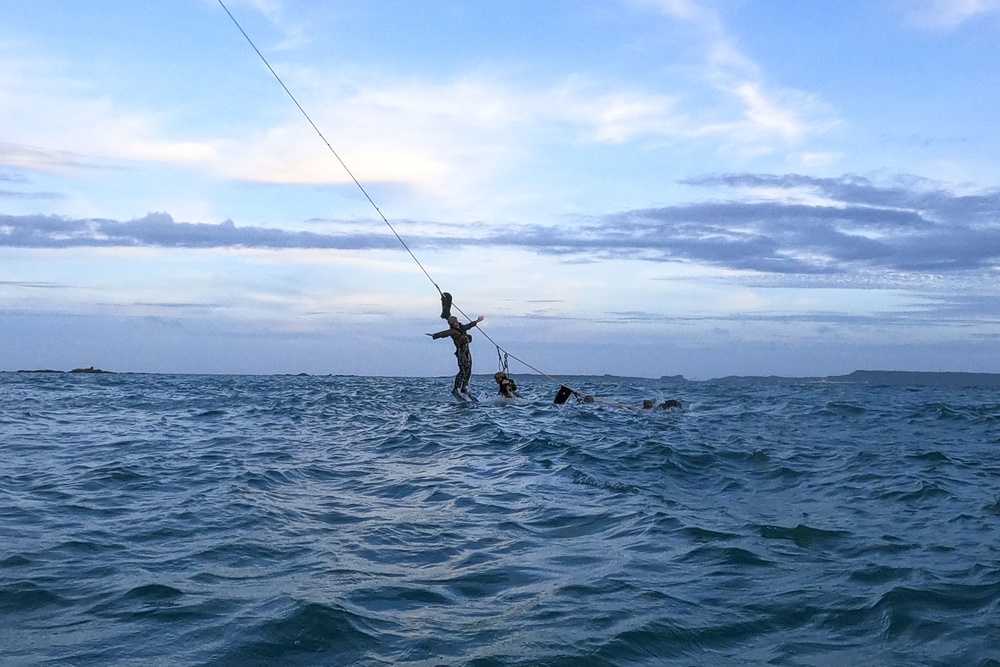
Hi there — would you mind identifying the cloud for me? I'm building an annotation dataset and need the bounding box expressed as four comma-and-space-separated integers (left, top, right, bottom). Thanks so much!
632, 0, 838, 151
0, 45, 224, 174
0, 280, 77, 290
0, 168, 61, 200
222, 0, 310, 50
0, 143, 118, 174
635, 174, 1000, 274
0, 1, 834, 205
0, 190, 61, 200
902, 0, 1000, 29
4, 174, 999, 285
899, 293, 1000, 325
0, 212, 401, 250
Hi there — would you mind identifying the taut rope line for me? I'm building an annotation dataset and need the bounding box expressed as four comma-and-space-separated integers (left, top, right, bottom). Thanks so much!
216, 0, 440, 295
217, 1, 595, 401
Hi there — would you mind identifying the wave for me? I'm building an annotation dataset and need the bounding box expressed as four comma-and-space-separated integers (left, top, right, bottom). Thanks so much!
206, 601, 380, 666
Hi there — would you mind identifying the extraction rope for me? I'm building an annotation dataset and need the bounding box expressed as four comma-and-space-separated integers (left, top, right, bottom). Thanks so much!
497, 349, 509, 375
216, 0, 440, 296
217, 0, 595, 403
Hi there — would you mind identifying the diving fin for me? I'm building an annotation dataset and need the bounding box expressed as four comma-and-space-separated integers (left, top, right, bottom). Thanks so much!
440, 292, 453, 320
553, 385, 574, 404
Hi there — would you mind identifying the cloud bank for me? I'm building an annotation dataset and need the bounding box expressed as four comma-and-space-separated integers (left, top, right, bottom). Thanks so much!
3, 173, 999, 280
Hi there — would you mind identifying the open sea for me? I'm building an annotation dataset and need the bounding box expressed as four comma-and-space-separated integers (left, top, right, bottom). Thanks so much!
2, 371, 999, 666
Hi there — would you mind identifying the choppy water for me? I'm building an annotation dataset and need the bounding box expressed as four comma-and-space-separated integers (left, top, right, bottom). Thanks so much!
2, 372, 999, 666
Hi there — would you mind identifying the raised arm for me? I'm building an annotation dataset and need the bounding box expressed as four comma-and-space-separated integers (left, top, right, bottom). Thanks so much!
463, 316, 485, 331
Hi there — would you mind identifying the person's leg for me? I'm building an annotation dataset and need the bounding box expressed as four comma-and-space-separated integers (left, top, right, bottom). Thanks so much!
458, 348, 472, 392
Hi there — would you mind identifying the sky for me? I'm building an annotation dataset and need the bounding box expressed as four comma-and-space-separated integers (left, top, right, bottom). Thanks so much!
2, 0, 1000, 379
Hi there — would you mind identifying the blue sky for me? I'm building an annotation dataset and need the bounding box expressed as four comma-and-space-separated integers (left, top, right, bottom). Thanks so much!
2, 0, 1000, 379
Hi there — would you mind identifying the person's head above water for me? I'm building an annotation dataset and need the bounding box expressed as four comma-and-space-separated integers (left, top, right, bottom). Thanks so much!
494, 372, 506, 382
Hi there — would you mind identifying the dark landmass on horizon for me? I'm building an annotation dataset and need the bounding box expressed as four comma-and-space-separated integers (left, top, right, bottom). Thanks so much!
16, 367, 112, 374
16, 367, 113, 374
8, 369, 1000, 386
696, 370, 1000, 387
547, 370, 1000, 386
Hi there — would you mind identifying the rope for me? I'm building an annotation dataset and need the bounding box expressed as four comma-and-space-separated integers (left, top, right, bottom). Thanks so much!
217, 1, 597, 402
496, 348, 509, 374
216, 0, 441, 296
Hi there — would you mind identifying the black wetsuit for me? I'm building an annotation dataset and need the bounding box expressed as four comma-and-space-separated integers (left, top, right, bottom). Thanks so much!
497, 377, 519, 398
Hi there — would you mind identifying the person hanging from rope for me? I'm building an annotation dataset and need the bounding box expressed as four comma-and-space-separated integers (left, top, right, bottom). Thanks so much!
428, 314, 484, 401
494, 371, 521, 399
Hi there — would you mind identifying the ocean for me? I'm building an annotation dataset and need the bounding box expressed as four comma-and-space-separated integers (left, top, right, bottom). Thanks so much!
2, 371, 998, 666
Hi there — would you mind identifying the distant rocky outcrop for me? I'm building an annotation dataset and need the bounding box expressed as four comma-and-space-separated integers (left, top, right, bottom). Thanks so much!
825, 370, 1000, 387
711, 370, 1000, 387
16, 367, 113, 374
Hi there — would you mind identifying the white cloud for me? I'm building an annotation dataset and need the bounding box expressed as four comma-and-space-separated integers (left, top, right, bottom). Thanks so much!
631, 0, 838, 154
1, 0, 835, 185
715, 288, 765, 312
903, 0, 1000, 29
0, 48, 223, 173
799, 152, 841, 169
217, 0, 310, 50
0, 2, 837, 227
630, 0, 719, 25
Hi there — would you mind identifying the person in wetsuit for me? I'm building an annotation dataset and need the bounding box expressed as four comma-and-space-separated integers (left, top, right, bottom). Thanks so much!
428, 315, 484, 399
642, 398, 683, 410
494, 371, 521, 399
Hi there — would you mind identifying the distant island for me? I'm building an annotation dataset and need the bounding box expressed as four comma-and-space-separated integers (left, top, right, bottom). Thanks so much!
702, 370, 1000, 387
6, 368, 999, 387
17, 367, 113, 374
